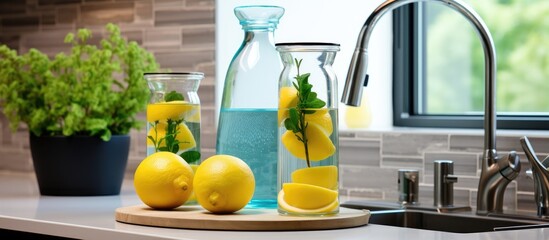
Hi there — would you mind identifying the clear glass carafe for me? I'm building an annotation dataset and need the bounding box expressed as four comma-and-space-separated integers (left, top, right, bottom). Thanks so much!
216, 5, 285, 209
145, 72, 203, 204
276, 43, 340, 216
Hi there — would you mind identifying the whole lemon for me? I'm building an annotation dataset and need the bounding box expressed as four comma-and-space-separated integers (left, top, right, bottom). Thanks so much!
134, 152, 194, 209
193, 155, 255, 214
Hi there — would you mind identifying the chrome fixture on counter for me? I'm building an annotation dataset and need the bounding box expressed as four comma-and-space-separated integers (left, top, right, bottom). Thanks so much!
342, 0, 521, 215
398, 169, 419, 204
434, 160, 458, 208
521, 136, 549, 218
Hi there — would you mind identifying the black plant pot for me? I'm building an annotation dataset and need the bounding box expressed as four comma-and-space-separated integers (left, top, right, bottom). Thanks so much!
29, 134, 130, 196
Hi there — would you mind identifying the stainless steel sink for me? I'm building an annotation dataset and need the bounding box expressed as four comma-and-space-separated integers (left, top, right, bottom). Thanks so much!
342, 201, 549, 233
369, 209, 549, 233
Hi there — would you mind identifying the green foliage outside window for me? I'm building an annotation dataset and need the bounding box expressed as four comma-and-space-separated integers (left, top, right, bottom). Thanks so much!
426, 0, 549, 114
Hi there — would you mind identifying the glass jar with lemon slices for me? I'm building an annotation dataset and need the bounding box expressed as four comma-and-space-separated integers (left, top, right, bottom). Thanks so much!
276, 43, 340, 216
145, 73, 203, 204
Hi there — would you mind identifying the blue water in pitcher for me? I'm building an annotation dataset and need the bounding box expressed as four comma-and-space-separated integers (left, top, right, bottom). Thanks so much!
216, 108, 278, 208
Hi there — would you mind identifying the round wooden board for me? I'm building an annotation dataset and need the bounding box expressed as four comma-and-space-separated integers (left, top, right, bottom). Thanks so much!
115, 205, 370, 231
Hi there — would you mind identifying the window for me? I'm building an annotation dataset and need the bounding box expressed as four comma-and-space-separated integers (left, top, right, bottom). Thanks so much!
393, 0, 549, 130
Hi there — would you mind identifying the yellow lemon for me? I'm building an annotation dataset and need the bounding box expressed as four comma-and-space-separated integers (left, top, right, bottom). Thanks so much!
291, 166, 338, 190
147, 101, 196, 123
278, 86, 299, 124
134, 152, 194, 209
304, 108, 333, 136
281, 122, 336, 161
278, 183, 338, 213
147, 122, 196, 151
193, 155, 255, 214
186, 164, 200, 204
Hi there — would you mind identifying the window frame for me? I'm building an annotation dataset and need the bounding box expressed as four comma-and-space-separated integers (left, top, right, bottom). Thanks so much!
392, 3, 549, 130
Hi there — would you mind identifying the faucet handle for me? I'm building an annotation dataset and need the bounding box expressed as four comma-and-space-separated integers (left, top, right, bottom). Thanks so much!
526, 169, 534, 179
498, 151, 521, 180
521, 136, 549, 171
520, 136, 549, 217
445, 174, 458, 184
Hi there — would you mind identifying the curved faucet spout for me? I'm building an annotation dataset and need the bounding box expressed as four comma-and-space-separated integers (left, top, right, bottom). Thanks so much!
342, 0, 520, 215
342, 0, 496, 152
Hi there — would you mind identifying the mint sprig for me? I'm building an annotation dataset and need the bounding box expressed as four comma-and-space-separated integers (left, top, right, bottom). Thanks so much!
149, 90, 201, 163
148, 119, 201, 164
159, 119, 185, 153
283, 58, 326, 167
164, 90, 184, 102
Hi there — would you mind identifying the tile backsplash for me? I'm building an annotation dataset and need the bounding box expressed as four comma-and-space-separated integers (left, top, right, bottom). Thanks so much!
1, 0, 548, 214
339, 129, 549, 213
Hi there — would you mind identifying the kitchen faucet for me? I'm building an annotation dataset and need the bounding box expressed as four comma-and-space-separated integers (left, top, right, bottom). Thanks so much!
341, 0, 521, 215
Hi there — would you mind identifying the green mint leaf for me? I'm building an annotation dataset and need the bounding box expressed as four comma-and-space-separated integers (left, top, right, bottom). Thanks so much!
147, 136, 156, 145
284, 108, 300, 133
289, 108, 300, 123
300, 85, 312, 100
303, 83, 312, 92
306, 92, 318, 102
306, 99, 326, 109
181, 151, 201, 164
158, 147, 169, 152
165, 134, 175, 143
172, 144, 179, 154
299, 73, 311, 80
284, 118, 298, 133
164, 90, 184, 102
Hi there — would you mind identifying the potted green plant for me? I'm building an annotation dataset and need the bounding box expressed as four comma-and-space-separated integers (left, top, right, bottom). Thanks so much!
0, 23, 160, 196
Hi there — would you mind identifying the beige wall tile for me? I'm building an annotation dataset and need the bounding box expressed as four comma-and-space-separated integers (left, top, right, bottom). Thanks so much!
80, 2, 134, 25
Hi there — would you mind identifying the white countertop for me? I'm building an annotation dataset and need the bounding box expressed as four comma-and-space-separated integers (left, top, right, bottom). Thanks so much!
1, 172, 548, 240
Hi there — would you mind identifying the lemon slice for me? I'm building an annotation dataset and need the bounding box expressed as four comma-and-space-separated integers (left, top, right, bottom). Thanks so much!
147, 101, 196, 123
278, 86, 299, 124
277, 183, 339, 214
281, 122, 335, 161
304, 108, 333, 136
278, 190, 338, 214
147, 122, 196, 151
282, 183, 338, 209
278, 87, 332, 135
291, 166, 338, 190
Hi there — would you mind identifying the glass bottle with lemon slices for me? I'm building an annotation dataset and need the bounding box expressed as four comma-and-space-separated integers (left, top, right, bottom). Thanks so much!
276, 43, 340, 216
145, 72, 203, 204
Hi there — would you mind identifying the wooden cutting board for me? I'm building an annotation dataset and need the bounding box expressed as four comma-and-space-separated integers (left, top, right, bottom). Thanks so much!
115, 205, 370, 231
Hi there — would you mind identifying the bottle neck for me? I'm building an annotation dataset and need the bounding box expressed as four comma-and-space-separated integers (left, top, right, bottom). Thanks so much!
242, 29, 275, 46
